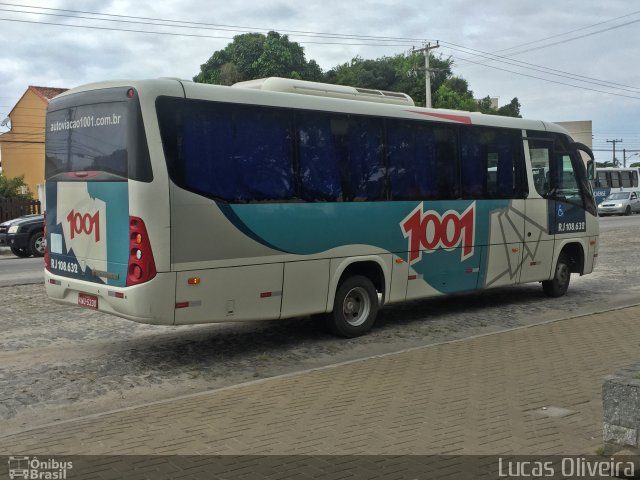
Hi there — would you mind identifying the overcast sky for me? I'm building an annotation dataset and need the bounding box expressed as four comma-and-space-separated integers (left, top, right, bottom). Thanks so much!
1, 0, 639, 163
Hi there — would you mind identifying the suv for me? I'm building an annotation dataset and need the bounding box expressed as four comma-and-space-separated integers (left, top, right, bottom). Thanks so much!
0, 214, 45, 257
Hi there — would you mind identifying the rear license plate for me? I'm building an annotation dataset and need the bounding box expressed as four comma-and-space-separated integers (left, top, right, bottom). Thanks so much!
78, 292, 98, 310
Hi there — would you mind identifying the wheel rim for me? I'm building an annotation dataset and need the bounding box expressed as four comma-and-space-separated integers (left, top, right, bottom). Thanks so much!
35, 236, 46, 254
342, 286, 371, 327
557, 263, 570, 288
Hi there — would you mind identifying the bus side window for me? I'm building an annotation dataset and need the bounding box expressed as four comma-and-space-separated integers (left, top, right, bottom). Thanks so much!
528, 142, 552, 197
297, 113, 343, 201
347, 117, 385, 201
387, 121, 434, 200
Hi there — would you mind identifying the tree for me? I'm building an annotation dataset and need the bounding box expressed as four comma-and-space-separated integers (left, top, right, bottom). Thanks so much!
0, 173, 31, 199
194, 31, 523, 116
194, 32, 323, 85
433, 80, 478, 111
496, 97, 521, 118
631, 162, 640, 168
324, 51, 521, 116
324, 52, 454, 107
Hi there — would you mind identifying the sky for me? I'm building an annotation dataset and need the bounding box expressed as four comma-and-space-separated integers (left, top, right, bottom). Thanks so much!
0, 0, 639, 164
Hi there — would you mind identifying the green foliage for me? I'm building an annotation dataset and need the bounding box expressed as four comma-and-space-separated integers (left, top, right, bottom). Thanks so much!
194, 31, 323, 85
0, 173, 31, 199
324, 52, 454, 108
433, 81, 478, 111
496, 97, 522, 118
194, 32, 522, 117
630, 162, 640, 168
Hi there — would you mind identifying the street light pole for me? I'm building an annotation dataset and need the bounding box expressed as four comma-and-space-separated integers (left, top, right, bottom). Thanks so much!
624, 150, 640, 168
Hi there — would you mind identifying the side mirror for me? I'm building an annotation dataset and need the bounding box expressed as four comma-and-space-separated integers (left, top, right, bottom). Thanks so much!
573, 142, 596, 181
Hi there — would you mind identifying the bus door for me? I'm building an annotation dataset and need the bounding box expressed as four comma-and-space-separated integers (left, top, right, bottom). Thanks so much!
521, 136, 559, 283
521, 134, 593, 283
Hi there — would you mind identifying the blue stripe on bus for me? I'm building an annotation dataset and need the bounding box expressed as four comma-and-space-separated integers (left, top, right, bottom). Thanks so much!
222, 200, 510, 294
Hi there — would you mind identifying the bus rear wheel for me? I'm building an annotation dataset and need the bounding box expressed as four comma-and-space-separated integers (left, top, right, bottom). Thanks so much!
542, 252, 571, 297
327, 275, 378, 338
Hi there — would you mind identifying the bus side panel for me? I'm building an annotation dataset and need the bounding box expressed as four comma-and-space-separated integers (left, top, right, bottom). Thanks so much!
520, 198, 555, 283
586, 236, 598, 273
389, 255, 409, 303
174, 264, 284, 324
281, 260, 330, 318
480, 199, 525, 289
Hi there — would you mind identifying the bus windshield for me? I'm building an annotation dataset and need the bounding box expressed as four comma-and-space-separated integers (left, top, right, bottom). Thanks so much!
45, 102, 128, 179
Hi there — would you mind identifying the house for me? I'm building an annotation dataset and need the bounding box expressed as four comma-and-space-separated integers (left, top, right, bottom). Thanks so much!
0, 86, 68, 200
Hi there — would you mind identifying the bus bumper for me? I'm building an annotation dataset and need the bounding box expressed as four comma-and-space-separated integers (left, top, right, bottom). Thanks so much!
44, 270, 177, 325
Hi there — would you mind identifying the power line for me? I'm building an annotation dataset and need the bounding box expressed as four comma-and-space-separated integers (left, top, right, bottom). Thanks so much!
441, 41, 640, 94
0, 3, 429, 44
437, 52, 640, 101
0, 1, 637, 109
492, 9, 640, 56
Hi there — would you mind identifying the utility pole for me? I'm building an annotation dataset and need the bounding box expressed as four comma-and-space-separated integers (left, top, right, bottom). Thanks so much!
413, 41, 440, 108
607, 139, 623, 166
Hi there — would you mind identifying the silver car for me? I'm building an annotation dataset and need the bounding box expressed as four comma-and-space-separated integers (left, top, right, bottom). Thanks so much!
597, 191, 640, 216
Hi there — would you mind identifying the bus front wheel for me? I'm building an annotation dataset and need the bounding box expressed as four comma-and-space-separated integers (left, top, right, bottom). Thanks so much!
542, 253, 571, 297
327, 275, 379, 338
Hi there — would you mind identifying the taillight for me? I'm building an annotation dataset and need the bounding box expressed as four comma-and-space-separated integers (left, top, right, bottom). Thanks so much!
126, 216, 156, 286
44, 212, 50, 271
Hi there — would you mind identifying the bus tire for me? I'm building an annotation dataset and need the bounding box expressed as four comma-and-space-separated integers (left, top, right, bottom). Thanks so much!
542, 252, 571, 297
328, 275, 378, 338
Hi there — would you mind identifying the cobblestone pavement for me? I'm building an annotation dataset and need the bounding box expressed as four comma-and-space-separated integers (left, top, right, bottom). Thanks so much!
2, 219, 640, 436
1, 305, 639, 456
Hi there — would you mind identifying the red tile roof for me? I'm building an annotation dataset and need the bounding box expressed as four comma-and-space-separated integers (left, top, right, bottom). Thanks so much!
29, 86, 68, 102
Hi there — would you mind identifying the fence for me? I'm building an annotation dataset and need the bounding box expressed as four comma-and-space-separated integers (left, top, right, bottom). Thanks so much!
0, 198, 41, 223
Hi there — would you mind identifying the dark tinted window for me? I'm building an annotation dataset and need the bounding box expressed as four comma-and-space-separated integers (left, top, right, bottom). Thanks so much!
164, 100, 294, 202
621, 171, 633, 188
157, 97, 528, 204
45, 102, 128, 179
460, 127, 524, 199
346, 117, 385, 200
387, 121, 435, 200
297, 113, 343, 201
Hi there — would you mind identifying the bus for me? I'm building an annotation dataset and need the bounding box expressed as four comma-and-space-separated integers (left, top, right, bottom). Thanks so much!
592, 167, 640, 204
44, 77, 599, 338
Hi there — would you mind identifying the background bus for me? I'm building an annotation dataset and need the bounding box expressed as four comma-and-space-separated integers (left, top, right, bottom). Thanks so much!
44, 78, 599, 337
591, 167, 640, 204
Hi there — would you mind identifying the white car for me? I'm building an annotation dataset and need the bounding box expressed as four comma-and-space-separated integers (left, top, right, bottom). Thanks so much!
597, 191, 640, 216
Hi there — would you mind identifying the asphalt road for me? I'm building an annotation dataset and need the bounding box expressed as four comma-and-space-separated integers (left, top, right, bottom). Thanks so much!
0, 253, 43, 286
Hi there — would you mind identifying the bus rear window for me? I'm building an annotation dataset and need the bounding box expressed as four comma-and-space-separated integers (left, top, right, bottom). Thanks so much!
45, 102, 128, 179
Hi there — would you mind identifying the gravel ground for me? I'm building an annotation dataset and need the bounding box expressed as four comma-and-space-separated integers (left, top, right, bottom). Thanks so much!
1, 216, 639, 435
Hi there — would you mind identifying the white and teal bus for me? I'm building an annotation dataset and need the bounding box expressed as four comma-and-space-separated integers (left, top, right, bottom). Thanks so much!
44, 77, 598, 337
591, 167, 640, 204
